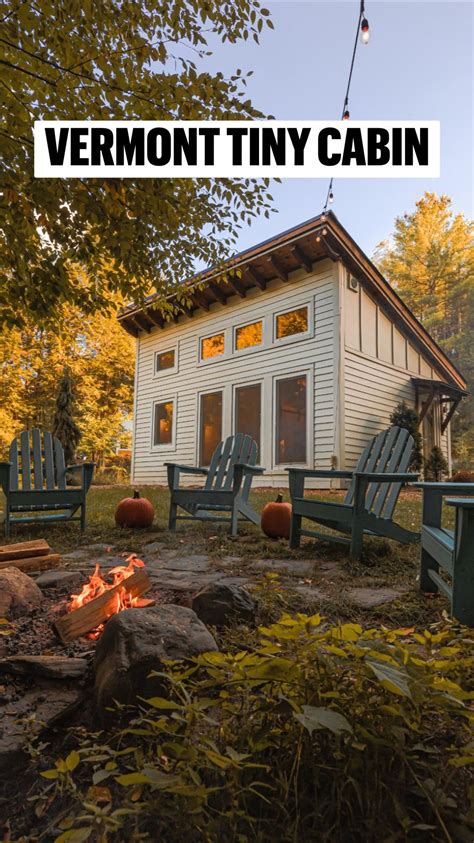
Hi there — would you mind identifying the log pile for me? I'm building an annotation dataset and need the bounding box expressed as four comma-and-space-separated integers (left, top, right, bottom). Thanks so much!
0, 539, 60, 572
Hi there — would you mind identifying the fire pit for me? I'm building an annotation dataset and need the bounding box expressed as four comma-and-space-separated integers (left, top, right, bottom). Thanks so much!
54, 555, 153, 643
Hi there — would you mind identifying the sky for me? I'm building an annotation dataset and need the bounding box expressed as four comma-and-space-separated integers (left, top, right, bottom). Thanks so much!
198, 0, 473, 258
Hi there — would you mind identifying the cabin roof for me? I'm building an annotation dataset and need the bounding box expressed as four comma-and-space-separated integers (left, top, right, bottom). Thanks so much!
117, 211, 467, 391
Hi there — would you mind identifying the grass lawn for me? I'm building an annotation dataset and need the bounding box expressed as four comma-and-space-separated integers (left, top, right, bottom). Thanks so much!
0, 485, 454, 629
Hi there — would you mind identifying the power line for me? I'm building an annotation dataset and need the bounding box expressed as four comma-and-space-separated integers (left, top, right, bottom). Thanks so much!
322, 0, 370, 215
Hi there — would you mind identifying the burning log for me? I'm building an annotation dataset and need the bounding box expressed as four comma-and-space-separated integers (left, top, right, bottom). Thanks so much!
54, 557, 152, 644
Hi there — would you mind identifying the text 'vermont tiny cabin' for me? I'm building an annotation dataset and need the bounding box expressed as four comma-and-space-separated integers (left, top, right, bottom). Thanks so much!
118, 212, 467, 487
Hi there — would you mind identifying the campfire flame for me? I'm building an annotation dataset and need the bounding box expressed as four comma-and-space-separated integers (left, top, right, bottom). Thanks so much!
68, 554, 153, 638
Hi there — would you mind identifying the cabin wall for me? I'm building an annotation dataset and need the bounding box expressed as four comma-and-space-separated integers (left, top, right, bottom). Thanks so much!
340, 266, 451, 472
132, 259, 339, 488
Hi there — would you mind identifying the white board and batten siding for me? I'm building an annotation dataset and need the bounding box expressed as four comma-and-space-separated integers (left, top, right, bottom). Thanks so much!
340, 266, 451, 473
132, 259, 339, 488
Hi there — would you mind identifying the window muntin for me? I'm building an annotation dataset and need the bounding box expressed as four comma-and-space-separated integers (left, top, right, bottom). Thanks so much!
276, 306, 309, 340
156, 349, 175, 372
199, 391, 223, 466
235, 384, 261, 452
235, 320, 262, 351
153, 401, 174, 446
276, 375, 307, 464
201, 333, 225, 360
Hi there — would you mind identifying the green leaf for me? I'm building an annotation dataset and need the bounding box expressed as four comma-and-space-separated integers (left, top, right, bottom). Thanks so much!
54, 829, 92, 843
40, 769, 59, 780
66, 751, 81, 771
294, 706, 353, 736
366, 658, 412, 699
144, 697, 182, 710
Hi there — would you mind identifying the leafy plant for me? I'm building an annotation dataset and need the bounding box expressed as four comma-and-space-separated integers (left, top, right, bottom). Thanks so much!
450, 469, 474, 483
52, 374, 82, 465
36, 616, 473, 843
425, 446, 449, 482
390, 401, 423, 471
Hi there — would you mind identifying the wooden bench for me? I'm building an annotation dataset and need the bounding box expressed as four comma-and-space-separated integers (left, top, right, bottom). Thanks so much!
415, 482, 474, 626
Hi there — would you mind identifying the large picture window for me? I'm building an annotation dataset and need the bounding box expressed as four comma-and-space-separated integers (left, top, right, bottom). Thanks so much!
199, 391, 223, 466
276, 375, 307, 464
235, 384, 261, 451
153, 400, 174, 446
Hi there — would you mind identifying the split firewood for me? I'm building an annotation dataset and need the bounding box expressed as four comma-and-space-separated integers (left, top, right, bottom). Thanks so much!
0, 539, 50, 563
0, 553, 60, 573
53, 568, 151, 644
0, 655, 88, 679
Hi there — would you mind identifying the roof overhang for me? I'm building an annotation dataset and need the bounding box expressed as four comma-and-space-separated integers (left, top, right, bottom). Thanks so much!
412, 377, 469, 433
118, 211, 467, 392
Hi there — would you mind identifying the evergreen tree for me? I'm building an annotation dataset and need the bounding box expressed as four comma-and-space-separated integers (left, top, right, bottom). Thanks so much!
389, 402, 423, 471
424, 446, 449, 482
52, 374, 82, 465
375, 193, 474, 465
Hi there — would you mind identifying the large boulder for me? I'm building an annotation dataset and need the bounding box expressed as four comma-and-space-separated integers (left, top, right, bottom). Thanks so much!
93, 605, 218, 713
0, 567, 43, 618
192, 581, 256, 628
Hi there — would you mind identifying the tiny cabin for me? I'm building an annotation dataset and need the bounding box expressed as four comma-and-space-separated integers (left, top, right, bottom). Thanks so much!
118, 212, 467, 487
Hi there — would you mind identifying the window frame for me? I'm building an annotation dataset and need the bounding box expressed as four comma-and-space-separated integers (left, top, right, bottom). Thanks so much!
197, 388, 224, 466
153, 343, 178, 378
273, 301, 313, 347
233, 317, 264, 355
199, 330, 226, 364
273, 368, 313, 469
233, 381, 263, 452
151, 395, 177, 451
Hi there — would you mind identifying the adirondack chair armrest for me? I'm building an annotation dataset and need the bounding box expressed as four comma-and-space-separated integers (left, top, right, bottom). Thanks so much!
286, 469, 353, 478
413, 483, 474, 495
413, 482, 474, 529
445, 497, 474, 509
0, 462, 12, 494
165, 463, 209, 491
354, 472, 419, 484
65, 462, 96, 491
234, 463, 265, 474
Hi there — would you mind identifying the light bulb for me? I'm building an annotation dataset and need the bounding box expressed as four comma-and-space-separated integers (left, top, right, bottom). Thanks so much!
321, 213, 327, 223
360, 17, 370, 44
329, 191, 334, 204
343, 109, 350, 120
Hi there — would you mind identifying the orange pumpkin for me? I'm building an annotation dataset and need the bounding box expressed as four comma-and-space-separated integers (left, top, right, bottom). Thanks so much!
115, 490, 154, 528
261, 494, 292, 539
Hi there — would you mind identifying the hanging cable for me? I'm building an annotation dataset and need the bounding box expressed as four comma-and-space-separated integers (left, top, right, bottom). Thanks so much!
322, 0, 370, 217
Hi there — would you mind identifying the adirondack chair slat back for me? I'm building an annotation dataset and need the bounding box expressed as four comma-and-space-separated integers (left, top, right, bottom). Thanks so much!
204, 434, 258, 493
344, 427, 414, 519
9, 429, 68, 491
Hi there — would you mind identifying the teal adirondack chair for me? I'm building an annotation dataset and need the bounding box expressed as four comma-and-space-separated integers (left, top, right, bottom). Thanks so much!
415, 482, 474, 626
0, 429, 95, 537
165, 433, 264, 536
287, 426, 419, 559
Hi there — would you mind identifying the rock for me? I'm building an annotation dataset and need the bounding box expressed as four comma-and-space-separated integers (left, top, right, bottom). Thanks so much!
36, 570, 83, 589
346, 587, 403, 608
94, 605, 218, 713
192, 581, 256, 628
0, 567, 43, 617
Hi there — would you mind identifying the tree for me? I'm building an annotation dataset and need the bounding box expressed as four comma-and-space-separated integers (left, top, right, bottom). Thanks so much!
424, 446, 449, 482
52, 373, 81, 464
0, 1, 274, 329
389, 402, 423, 471
0, 298, 135, 464
375, 194, 474, 464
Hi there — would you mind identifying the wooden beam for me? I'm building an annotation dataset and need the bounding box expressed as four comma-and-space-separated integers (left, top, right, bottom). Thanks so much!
418, 386, 436, 423
0, 539, 50, 563
0, 553, 60, 573
191, 292, 210, 312
54, 569, 151, 644
245, 265, 266, 290
121, 319, 139, 337
146, 310, 164, 328
133, 314, 152, 333
209, 282, 228, 305
291, 245, 312, 273
268, 255, 288, 283
441, 397, 460, 433
227, 276, 246, 298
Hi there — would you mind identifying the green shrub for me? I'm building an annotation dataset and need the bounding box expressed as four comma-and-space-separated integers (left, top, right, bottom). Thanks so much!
390, 402, 423, 471
425, 446, 449, 481
38, 616, 473, 843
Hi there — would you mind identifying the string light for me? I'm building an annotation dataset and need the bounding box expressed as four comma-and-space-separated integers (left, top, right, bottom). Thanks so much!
360, 17, 370, 44
321, 1, 371, 215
